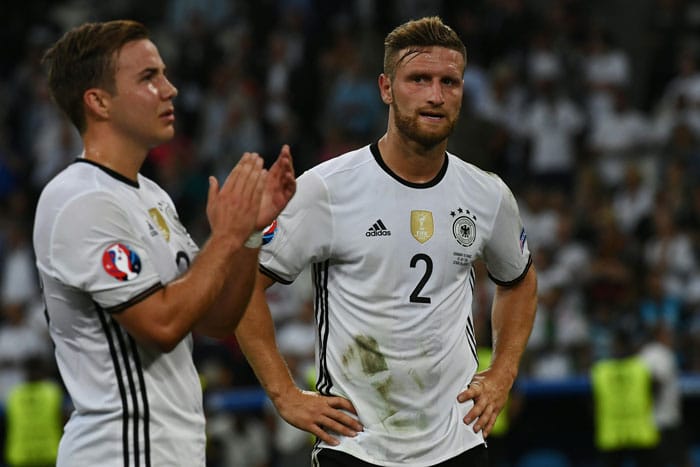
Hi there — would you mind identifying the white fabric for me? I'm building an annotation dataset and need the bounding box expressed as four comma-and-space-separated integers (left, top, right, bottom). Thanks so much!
260, 143, 531, 466
33, 158, 205, 466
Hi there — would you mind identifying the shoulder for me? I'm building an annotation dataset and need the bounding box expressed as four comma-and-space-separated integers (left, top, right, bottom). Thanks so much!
35, 163, 133, 242
308, 144, 374, 179
38, 162, 124, 210
447, 153, 510, 195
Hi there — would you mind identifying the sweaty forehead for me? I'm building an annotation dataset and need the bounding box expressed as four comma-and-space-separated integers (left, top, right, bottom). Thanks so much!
396, 46, 465, 74
115, 39, 163, 73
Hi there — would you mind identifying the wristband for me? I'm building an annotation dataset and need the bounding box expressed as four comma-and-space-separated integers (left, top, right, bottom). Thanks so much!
244, 230, 263, 248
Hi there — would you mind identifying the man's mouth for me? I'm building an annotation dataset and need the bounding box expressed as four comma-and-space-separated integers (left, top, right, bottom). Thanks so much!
159, 108, 175, 121
419, 111, 444, 121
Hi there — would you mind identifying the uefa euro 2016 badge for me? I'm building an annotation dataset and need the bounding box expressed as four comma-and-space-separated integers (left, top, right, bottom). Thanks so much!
102, 243, 142, 281
451, 207, 476, 247
262, 219, 278, 245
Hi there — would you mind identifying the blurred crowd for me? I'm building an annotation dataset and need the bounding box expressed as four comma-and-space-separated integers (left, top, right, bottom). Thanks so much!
2, 0, 700, 465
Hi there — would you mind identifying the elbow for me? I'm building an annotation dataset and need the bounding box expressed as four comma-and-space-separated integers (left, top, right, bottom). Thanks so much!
155, 339, 180, 354
148, 325, 188, 353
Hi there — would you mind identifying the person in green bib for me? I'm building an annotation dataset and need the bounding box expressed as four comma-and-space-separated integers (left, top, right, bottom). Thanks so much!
4, 355, 64, 467
591, 329, 660, 467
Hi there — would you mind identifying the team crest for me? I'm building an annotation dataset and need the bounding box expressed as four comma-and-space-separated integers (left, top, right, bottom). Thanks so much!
148, 208, 170, 242
102, 243, 141, 281
411, 210, 434, 243
451, 207, 477, 247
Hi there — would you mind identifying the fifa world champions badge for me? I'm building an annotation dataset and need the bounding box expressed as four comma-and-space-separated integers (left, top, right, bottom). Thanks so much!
102, 243, 142, 281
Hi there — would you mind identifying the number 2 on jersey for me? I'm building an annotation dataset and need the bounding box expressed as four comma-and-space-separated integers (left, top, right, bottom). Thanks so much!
409, 253, 433, 303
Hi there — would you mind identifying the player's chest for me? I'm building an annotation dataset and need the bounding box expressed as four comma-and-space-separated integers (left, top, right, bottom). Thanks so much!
333, 190, 488, 267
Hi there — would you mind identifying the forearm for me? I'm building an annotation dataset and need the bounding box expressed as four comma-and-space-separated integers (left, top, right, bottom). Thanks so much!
490, 266, 538, 385
117, 233, 243, 351
235, 275, 298, 404
194, 244, 260, 337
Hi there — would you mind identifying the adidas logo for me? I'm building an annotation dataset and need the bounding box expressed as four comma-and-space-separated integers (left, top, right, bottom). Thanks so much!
366, 219, 392, 237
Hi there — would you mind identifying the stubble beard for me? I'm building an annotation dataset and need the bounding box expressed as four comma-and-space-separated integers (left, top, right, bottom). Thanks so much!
391, 100, 456, 149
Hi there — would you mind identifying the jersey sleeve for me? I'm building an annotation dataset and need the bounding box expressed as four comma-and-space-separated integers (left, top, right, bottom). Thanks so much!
48, 191, 163, 312
259, 170, 333, 283
482, 179, 532, 285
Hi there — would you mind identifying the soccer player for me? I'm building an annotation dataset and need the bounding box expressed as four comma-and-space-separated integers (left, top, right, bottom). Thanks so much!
235, 16, 538, 466
33, 20, 295, 466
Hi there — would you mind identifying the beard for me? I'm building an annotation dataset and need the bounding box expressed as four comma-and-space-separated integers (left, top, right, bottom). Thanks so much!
391, 100, 457, 149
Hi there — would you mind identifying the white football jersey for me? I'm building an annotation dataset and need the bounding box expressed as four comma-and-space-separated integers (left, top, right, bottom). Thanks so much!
33, 159, 205, 466
260, 143, 532, 466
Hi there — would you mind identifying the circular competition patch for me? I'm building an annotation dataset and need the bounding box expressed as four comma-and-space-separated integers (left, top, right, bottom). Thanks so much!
102, 243, 142, 281
262, 219, 278, 245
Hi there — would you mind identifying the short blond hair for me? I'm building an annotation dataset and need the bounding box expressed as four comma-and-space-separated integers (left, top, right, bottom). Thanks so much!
383, 16, 467, 78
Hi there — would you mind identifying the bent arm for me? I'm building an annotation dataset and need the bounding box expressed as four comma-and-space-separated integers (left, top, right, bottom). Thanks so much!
460, 265, 537, 436
113, 153, 266, 351
236, 270, 363, 444
196, 144, 296, 337
490, 264, 538, 386
114, 233, 252, 351
236, 271, 298, 401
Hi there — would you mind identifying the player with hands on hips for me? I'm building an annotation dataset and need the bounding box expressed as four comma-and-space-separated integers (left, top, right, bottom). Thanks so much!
236, 15, 537, 467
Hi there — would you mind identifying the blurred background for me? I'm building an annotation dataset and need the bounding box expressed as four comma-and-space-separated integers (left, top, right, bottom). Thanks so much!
2, 0, 700, 466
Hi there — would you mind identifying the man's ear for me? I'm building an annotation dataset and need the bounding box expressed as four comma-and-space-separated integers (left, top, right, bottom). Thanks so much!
378, 74, 392, 105
83, 88, 111, 120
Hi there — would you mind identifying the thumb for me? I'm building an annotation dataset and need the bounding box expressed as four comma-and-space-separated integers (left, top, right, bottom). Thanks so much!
208, 176, 218, 202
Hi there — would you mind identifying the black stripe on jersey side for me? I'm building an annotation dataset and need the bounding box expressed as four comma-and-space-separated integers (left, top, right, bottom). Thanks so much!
313, 261, 328, 394
314, 260, 333, 395
75, 158, 140, 188
488, 255, 533, 287
312, 262, 324, 392
466, 315, 478, 364
129, 335, 151, 467
105, 283, 164, 314
97, 307, 131, 467
320, 261, 332, 394
112, 322, 141, 467
259, 264, 294, 285
370, 142, 448, 188
466, 268, 479, 364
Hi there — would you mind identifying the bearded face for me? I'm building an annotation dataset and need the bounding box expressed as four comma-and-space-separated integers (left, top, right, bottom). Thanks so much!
381, 46, 464, 150
390, 97, 459, 148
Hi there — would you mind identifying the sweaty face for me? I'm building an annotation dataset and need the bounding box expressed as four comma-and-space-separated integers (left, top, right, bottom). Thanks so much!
108, 39, 178, 149
384, 46, 464, 148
